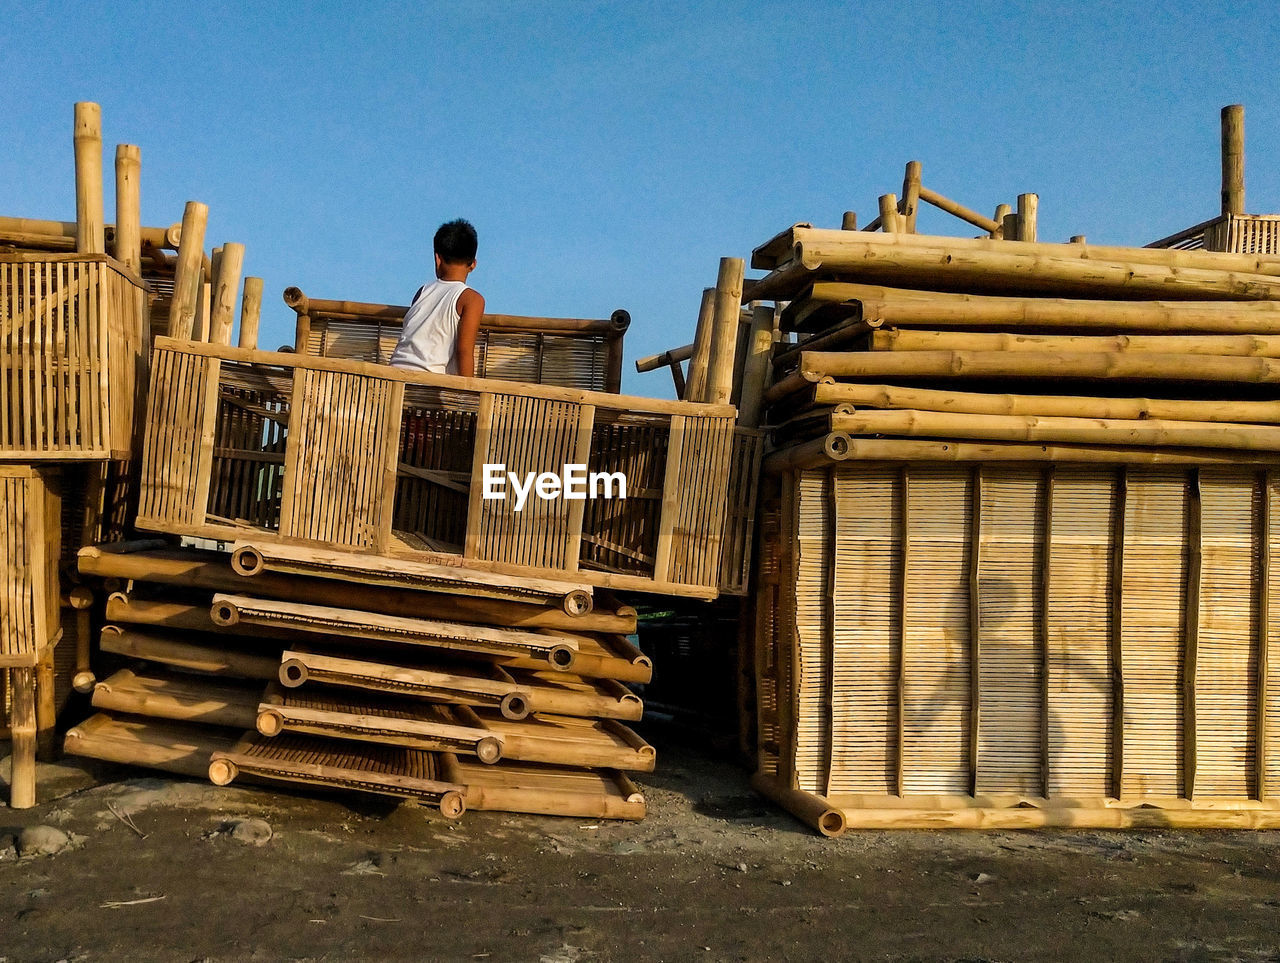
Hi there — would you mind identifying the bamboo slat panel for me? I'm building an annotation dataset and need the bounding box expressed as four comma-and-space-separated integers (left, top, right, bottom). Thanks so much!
718, 428, 765, 595
1046, 469, 1116, 797
1205, 215, 1280, 256
753, 498, 782, 778
136, 340, 741, 598
792, 472, 831, 793
0, 466, 61, 667
0, 255, 147, 459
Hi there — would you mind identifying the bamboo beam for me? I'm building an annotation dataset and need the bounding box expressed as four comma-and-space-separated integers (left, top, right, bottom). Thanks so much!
98, 625, 282, 679
239, 276, 263, 350
635, 343, 693, 374
1017, 193, 1038, 243
871, 329, 1280, 357
878, 194, 902, 234
1222, 104, 1246, 216
209, 242, 245, 345
0, 216, 176, 252
917, 185, 1002, 235
798, 281, 1280, 334
168, 201, 209, 341
802, 348, 1280, 386
900, 163, 922, 233
737, 304, 774, 429
812, 380, 1280, 426
73, 102, 105, 255
706, 260, 745, 406
113, 145, 141, 273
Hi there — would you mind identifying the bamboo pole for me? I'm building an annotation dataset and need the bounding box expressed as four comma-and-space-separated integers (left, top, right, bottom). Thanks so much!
737, 304, 775, 428
870, 329, 1280, 357
802, 347, 1280, 385
841, 211, 858, 230
901, 162, 922, 233
64, 713, 237, 780
829, 408, 1280, 451
1222, 104, 1245, 216
878, 194, 902, 234
812, 380, 1280, 425
73, 102, 105, 255
113, 145, 141, 273
168, 201, 209, 341
239, 276, 263, 349
705, 258, 746, 406
1002, 213, 1020, 243
635, 343, 693, 374
685, 288, 717, 402
209, 242, 245, 345
1017, 193, 1038, 242
9, 666, 37, 808
195, 280, 211, 341
750, 772, 846, 837
992, 203, 1011, 239
98, 625, 281, 679
917, 185, 1002, 235
799, 281, 1280, 333
0, 216, 175, 252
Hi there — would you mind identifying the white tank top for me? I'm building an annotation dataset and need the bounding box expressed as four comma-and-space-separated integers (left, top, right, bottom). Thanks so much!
389, 279, 469, 373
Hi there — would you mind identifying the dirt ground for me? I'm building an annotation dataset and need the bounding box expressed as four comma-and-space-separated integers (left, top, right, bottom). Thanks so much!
3, 723, 1280, 963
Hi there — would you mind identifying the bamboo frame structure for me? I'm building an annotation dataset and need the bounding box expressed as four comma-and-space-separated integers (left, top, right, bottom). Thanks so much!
284, 287, 630, 393
0, 253, 150, 459
135, 339, 741, 599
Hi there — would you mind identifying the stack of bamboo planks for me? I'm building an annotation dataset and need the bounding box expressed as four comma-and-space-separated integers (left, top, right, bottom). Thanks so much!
729, 106, 1280, 833
66, 542, 653, 820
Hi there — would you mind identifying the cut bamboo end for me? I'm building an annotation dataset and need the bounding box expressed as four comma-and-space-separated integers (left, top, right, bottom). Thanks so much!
68, 586, 95, 610
500, 693, 530, 720
230, 546, 265, 577
208, 758, 238, 786
609, 309, 631, 332
548, 644, 577, 671
439, 790, 466, 819
750, 772, 846, 838
563, 589, 593, 617
210, 599, 240, 627
73, 671, 97, 694
257, 709, 285, 737
475, 736, 503, 765
279, 659, 309, 688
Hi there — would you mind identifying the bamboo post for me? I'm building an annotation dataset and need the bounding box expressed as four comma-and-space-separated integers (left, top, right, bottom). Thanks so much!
1222, 104, 1245, 216
73, 102, 105, 255
738, 304, 775, 428
1070, 235, 1086, 244
1002, 213, 1020, 243
841, 211, 858, 230
1018, 193, 1039, 243
239, 276, 264, 349
9, 666, 37, 808
992, 203, 1012, 239
878, 194, 902, 233
705, 258, 746, 406
168, 201, 209, 341
685, 288, 717, 403
900, 162, 922, 233
113, 144, 141, 273
195, 280, 211, 341
210, 243, 245, 346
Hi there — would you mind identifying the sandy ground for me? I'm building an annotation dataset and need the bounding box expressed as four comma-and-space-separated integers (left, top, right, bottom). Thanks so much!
3, 725, 1280, 962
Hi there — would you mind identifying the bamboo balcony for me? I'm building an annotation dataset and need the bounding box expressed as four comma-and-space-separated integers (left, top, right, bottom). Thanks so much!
136, 338, 748, 599
0, 252, 149, 460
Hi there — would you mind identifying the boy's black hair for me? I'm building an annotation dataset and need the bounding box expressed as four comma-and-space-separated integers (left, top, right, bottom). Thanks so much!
434, 219, 478, 265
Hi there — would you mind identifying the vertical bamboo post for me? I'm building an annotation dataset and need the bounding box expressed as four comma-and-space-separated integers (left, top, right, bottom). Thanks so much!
35, 648, 56, 758
208, 245, 224, 307
73, 102, 105, 255
1070, 235, 1086, 244
1002, 212, 1020, 243
239, 276, 264, 349
992, 203, 1012, 239
738, 303, 775, 428
685, 288, 716, 403
113, 144, 141, 273
168, 201, 209, 340
1018, 193, 1039, 243
209, 242, 245, 345
705, 258, 745, 407
878, 194, 902, 233
841, 211, 858, 231
901, 161, 922, 233
9, 666, 37, 808
1221, 104, 1245, 216
194, 280, 211, 341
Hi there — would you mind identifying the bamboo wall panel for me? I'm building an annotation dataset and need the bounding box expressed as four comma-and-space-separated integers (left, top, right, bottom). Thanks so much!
0, 467, 61, 667
136, 341, 740, 598
901, 467, 972, 794
718, 428, 765, 595
792, 472, 831, 792
1267, 474, 1280, 799
1046, 469, 1116, 797
1120, 471, 1188, 798
0, 255, 147, 459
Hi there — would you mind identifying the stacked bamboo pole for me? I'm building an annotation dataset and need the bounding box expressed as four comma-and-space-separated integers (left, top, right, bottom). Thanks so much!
66, 542, 655, 820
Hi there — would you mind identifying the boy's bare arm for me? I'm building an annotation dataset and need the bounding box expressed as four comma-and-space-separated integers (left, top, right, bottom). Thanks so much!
453, 288, 485, 378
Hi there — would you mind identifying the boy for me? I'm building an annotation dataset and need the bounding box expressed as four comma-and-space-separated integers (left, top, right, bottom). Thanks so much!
389, 219, 485, 377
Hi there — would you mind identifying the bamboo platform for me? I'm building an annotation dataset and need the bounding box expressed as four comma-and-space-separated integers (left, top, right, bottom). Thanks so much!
285, 287, 630, 393
135, 339, 741, 599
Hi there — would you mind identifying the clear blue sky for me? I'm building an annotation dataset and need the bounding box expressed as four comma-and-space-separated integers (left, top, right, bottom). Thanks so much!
5, 1, 1280, 394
